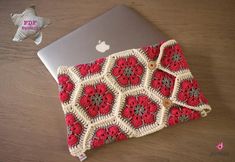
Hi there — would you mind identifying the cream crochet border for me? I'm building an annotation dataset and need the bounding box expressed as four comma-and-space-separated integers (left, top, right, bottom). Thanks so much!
57, 39, 212, 160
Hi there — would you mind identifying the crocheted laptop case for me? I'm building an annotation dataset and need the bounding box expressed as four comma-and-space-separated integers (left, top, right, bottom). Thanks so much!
57, 39, 212, 161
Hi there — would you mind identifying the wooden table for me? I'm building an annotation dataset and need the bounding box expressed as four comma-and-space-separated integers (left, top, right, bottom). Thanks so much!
0, 0, 235, 162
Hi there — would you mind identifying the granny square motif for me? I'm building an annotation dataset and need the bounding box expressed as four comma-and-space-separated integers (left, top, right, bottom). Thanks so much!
57, 39, 211, 161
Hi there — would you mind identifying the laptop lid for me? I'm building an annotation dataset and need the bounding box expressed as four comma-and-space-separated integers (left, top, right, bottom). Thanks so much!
37, 5, 167, 82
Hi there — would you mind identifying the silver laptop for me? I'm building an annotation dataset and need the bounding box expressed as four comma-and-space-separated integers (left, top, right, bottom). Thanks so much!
37, 5, 167, 82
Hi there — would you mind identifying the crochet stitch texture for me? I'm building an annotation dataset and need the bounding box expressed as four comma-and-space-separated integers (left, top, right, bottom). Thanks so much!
57, 39, 212, 161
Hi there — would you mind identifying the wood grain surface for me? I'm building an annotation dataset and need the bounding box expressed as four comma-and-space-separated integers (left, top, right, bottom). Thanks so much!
0, 0, 235, 162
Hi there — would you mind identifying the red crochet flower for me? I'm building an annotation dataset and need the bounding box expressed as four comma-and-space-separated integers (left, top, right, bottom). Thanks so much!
65, 114, 83, 147
58, 75, 74, 102
151, 70, 175, 97
79, 83, 114, 118
168, 106, 201, 126
122, 95, 158, 128
76, 58, 105, 77
91, 125, 127, 148
142, 42, 163, 60
112, 56, 144, 87
177, 79, 208, 106
161, 44, 189, 71
65, 114, 76, 126
67, 134, 78, 147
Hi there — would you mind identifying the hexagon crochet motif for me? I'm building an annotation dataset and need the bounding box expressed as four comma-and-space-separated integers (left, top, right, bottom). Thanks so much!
57, 39, 212, 161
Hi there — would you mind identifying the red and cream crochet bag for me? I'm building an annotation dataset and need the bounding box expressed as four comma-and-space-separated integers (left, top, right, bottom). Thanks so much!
57, 39, 212, 161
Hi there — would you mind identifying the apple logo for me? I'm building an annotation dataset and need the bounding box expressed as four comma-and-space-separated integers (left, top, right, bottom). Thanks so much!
95, 40, 110, 53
